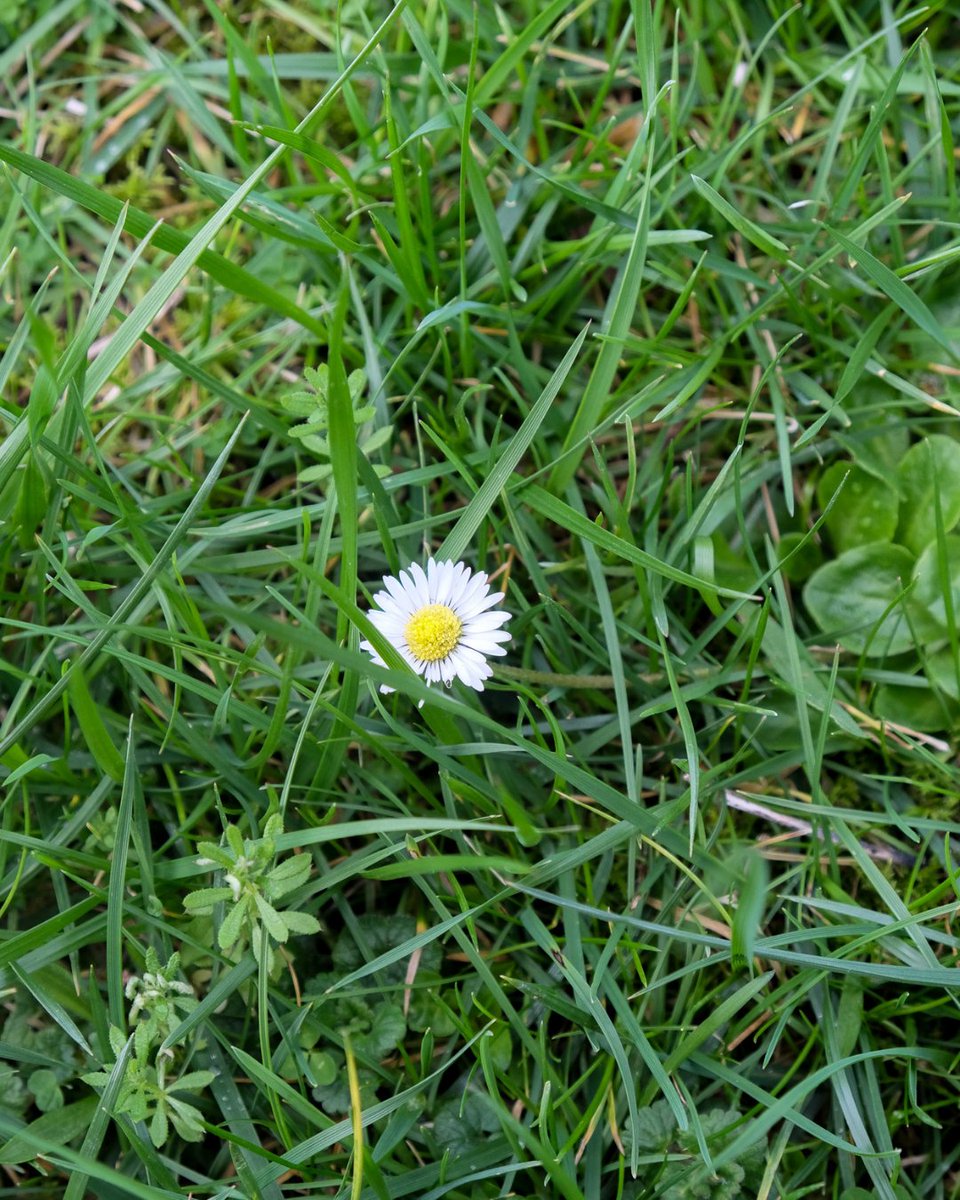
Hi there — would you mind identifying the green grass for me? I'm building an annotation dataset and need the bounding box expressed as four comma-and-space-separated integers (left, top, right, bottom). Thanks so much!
2, 1, 960, 1197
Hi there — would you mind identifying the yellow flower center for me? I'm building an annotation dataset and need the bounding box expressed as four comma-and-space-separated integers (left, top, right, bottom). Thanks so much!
404, 604, 462, 662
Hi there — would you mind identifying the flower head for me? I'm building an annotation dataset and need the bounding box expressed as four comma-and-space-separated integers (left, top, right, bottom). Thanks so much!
361, 559, 511, 693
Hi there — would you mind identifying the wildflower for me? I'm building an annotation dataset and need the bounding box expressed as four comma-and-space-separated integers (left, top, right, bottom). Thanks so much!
361, 559, 511, 693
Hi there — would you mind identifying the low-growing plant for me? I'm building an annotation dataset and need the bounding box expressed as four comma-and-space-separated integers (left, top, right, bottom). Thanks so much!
803, 434, 960, 730
82, 950, 214, 1149
282, 364, 391, 485
183, 813, 321, 968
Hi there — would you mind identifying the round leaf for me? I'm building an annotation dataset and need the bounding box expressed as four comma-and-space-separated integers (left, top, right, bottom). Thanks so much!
910, 536, 960, 640
895, 435, 960, 555
874, 682, 959, 732
816, 461, 899, 553
803, 543, 916, 656
925, 649, 960, 702
777, 531, 822, 582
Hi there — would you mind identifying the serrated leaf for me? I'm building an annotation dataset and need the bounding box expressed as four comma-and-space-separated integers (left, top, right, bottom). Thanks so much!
195, 842, 234, 869
433, 1091, 498, 1154
149, 1105, 168, 1148
623, 1100, 678, 1153
356, 1002, 405, 1060
282, 392, 321, 417
266, 853, 312, 897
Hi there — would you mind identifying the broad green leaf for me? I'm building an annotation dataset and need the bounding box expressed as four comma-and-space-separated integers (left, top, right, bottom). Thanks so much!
67, 668, 124, 784
874, 681, 958, 732
282, 911, 322, 935
816, 462, 899, 553
910, 536, 960, 639
0, 1097, 99, 1164
730, 848, 770, 972
803, 543, 916, 656
895, 436, 960, 554
14, 456, 47, 549
925, 649, 960, 702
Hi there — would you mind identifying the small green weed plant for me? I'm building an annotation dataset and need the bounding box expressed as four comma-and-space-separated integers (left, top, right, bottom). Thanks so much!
803, 434, 960, 729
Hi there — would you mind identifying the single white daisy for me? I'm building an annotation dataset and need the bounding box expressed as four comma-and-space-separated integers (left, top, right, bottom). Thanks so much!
361, 558, 511, 693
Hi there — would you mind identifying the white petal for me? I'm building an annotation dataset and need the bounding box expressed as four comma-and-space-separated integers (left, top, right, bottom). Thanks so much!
393, 571, 420, 609
368, 610, 401, 634
462, 611, 511, 632
461, 640, 508, 657
457, 659, 491, 690
450, 644, 488, 670
373, 590, 409, 618
458, 590, 505, 620
454, 571, 488, 608
408, 562, 431, 606
449, 561, 471, 599
388, 572, 419, 609
436, 560, 456, 606
378, 625, 411, 647
426, 558, 440, 600
467, 628, 512, 645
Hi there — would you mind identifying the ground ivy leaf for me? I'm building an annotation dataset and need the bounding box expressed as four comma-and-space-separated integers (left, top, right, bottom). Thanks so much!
356, 1002, 405, 1060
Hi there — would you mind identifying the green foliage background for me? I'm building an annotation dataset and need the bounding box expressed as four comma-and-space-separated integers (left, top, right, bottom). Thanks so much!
2, 1, 960, 1197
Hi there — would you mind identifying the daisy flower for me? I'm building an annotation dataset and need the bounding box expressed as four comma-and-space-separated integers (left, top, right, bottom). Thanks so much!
361, 559, 511, 693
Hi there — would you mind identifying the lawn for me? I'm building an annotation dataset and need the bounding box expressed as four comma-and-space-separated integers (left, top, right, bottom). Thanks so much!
2, 1, 960, 1197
